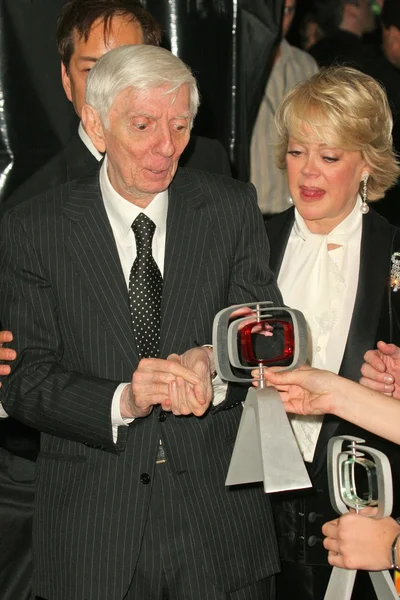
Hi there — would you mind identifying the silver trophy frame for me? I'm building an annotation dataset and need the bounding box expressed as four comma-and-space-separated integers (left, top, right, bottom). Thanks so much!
325, 435, 397, 600
212, 301, 312, 494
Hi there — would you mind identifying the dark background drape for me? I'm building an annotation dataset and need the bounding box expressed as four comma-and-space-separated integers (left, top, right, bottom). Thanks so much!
0, 0, 283, 204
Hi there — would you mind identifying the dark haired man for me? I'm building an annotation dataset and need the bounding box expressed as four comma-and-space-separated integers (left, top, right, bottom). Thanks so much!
5, 0, 230, 210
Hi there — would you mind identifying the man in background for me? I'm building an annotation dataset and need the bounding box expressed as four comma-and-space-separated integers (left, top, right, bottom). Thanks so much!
310, 0, 376, 69
5, 0, 230, 210
361, 0, 400, 226
250, 0, 318, 219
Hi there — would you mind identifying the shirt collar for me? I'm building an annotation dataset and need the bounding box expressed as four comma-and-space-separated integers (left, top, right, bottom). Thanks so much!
293, 195, 363, 242
78, 122, 103, 162
276, 39, 291, 66
100, 156, 169, 241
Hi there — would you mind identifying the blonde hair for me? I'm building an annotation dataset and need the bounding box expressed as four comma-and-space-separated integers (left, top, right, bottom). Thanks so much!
275, 66, 400, 201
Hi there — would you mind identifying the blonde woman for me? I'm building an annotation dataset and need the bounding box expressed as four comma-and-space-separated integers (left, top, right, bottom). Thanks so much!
266, 66, 400, 600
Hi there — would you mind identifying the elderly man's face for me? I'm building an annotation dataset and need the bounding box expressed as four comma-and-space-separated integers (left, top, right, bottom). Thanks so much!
96, 85, 191, 206
62, 15, 144, 118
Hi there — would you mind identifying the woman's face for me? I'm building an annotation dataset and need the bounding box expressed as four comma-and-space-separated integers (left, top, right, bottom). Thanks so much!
286, 124, 369, 234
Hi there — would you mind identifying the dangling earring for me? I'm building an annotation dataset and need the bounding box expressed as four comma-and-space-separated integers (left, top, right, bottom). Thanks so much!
288, 196, 293, 205
360, 173, 369, 214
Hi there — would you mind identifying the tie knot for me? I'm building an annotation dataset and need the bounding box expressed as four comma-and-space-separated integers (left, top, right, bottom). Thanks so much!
132, 213, 156, 251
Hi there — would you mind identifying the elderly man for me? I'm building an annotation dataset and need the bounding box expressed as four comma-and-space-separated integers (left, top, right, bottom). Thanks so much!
0, 45, 281, 600
5, 0, 230, 210
0, 4, 230, 598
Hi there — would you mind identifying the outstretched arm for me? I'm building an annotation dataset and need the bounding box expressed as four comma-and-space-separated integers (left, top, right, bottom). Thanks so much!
262, 366, 400, 446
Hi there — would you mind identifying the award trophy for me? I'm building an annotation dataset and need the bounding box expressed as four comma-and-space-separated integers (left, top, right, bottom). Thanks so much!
212, 301, 312, 494
325, 435, 398, 600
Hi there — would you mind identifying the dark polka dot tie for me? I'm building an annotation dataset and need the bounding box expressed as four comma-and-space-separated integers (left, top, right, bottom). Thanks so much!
129, 213, 163, 359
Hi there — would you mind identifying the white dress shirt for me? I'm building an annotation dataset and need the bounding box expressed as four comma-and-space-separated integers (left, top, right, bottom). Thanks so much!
100, 157, 168, 440
278, 198, 362, 461
99, 157, 227, 441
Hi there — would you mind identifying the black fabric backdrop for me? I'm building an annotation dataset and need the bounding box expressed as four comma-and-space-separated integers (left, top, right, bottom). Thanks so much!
0, 0, 283, 203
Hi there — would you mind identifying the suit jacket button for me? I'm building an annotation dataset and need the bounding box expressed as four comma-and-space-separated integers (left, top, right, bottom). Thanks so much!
308, 512, 317, 523
288, 531, 296, 542
307, 535, 317, 546
140, 473, 151, 485
159, 411, 167, 422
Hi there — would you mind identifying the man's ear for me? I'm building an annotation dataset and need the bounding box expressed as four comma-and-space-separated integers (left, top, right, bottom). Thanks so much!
81, 105, 106, 153
61, 62, 72, 101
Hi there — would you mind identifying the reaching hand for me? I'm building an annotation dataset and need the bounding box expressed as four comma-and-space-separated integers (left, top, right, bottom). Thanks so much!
253, 365, 340, 416
0, 331, 17, 387
322, 513, 399, 571
360, 341, 400, 399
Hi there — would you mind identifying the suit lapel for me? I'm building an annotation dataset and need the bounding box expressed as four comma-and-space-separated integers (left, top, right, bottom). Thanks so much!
340, 210, 391, 380
63, 172, 139, 369
160, 169, 213, 357
312, 210, 392, 476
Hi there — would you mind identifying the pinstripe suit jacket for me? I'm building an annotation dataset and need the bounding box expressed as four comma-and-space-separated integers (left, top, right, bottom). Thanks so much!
0, 167, 282, 600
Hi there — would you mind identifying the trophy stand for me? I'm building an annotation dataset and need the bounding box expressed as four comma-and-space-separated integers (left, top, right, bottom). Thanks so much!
324, 435, 398, 600
212, 301, 312, 494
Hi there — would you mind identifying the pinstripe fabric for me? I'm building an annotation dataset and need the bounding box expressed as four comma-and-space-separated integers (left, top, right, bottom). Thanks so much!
250, 40, 319, 215
127, 463, 276, 600
0, 167, 282, 600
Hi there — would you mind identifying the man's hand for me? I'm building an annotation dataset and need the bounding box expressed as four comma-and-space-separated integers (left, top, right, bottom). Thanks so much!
166, 347, 214, 416
120, 358, 201, 419
322, 513, 400, 571
252, 365, 339, 416
0, 331, 17, 387
360, 341, 400, 399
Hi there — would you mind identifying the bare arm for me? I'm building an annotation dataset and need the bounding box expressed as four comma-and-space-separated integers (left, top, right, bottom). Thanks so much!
262, 366, 400, 446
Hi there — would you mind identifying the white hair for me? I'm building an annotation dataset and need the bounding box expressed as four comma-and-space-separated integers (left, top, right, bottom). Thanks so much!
85, 44, 200, 128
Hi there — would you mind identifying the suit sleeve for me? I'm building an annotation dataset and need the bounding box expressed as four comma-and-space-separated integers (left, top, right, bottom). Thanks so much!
215, 183, 283, 411
0, 210, 123, 453
228, 183, 282, 307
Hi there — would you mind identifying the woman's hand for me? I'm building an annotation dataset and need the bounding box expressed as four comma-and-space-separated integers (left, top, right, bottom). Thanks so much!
251, 365, 342, 416
360, 341, 400, 399
322, 513, 400, 571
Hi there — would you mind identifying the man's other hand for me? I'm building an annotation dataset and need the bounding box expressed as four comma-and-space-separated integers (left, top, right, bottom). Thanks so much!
0, 331, 17, 387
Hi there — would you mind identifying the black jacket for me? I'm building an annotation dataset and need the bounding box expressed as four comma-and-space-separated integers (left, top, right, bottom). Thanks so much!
266, 206, 400, 566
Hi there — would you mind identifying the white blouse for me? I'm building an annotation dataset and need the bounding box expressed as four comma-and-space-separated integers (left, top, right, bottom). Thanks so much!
278, 197, 363, 461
